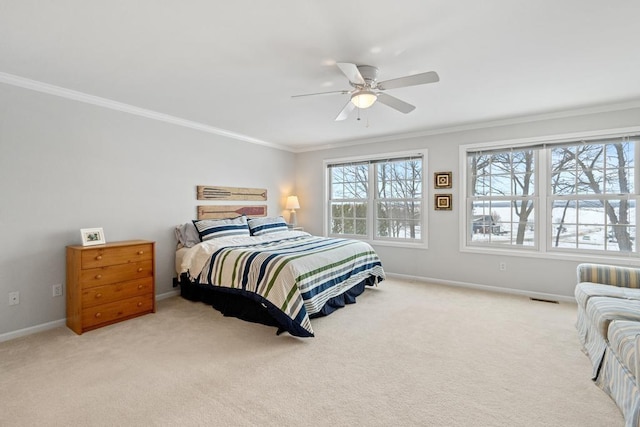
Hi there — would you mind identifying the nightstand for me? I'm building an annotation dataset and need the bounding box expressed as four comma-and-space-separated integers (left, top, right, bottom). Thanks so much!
288, 226, 304, 231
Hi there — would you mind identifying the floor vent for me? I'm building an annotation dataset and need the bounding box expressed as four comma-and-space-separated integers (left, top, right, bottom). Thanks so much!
530, 297, 559, 304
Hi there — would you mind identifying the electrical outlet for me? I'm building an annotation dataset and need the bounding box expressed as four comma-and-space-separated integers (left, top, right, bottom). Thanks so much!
9, 291, 19, 306
52, 284, 63, 297
499, 262, 507, 272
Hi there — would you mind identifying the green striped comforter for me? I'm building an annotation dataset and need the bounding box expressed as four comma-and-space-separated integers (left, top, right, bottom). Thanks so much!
187, 233, 385, 337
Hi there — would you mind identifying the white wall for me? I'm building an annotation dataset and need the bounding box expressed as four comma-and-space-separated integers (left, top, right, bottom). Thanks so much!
0, 83, 295, 337
295, 107, 640, 299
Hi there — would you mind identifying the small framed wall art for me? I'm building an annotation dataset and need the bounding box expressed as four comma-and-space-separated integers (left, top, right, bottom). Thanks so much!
434, 171, 452, 189
80, 227, 106, 246
434, 194, 452, 211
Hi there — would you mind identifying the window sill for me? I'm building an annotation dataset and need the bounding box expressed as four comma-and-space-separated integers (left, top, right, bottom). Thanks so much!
370, 240, 429, 250
460, 245, 640, 265
327, 234, 428, 250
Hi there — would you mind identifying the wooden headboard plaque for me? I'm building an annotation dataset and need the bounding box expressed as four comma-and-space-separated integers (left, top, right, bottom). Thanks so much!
197, 186, 267, 201
198, 205, 267, 220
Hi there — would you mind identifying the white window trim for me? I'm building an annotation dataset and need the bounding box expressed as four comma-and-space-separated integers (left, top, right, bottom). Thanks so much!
459, 126, 640, 264
324, 149, 428, 249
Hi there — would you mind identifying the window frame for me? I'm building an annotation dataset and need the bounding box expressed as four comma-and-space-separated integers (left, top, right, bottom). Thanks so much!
460, 126, 640, 263
466, 148, 540, 251
324, 149, 428, 249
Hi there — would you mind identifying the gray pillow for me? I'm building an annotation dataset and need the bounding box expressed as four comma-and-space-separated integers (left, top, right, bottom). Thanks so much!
174, 222, 201, 248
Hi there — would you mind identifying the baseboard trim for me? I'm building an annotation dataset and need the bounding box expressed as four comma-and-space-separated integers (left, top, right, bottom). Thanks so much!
384, 272, 577, 304
0, 291, 183, 343
0, 319, 67, 343
157, 290, 180, 300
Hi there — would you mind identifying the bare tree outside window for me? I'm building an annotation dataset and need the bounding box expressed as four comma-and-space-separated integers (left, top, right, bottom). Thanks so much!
468, 149, 536, 246
376, 159, 422, 239
328, 155, 424, 242
550, 140, 635, 252
329, 164, 368, 236
466, 135, 637, 255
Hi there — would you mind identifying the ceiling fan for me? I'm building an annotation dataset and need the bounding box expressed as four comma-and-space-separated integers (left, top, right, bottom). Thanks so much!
292, 62, 439, 121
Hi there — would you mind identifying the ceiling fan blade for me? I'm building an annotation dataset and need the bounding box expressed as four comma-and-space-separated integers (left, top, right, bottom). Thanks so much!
292, 90, 350, 98
377, 71, 439, 90
376, 92, 416, 114
335, 101, 356, 121
336, 62, 365, 85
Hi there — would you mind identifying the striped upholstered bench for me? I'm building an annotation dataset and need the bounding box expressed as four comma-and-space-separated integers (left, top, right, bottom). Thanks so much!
575, 263, 640, 426
576, 264, 640, 352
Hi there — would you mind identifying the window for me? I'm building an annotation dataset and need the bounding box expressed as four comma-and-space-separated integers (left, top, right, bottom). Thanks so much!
329, 163, 369, 236
327, 152, 425, 244
468, 149, 537, 248
549, 140, 635, 252
464, 132, 638, 257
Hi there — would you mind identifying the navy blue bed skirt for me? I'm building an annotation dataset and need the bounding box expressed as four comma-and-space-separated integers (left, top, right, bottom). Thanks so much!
177, 274, 378, 336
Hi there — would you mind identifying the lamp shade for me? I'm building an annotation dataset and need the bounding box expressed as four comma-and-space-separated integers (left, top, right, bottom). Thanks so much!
286, 195, 300, 210
350, 90, 377, 109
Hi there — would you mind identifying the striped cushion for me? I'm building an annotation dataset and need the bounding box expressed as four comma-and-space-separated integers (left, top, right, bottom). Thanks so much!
193, 216, 250, 241
247, 216, 288, 236
586, 297, 640, 340
577, 264, 640, 289
583, 297, 640, 378
575, 283, 640, 309
574, 283, 640, 351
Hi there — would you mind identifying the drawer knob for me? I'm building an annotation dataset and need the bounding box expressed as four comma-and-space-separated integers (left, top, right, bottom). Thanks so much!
137, 250, 144, 255
95, 274, 102, 279
95, 312, 102, 318
137, 284, 143, 290
137, 268, 143, 272
95, 255, 102, 260
137, 302, 143, 307
95, 293, 102, 299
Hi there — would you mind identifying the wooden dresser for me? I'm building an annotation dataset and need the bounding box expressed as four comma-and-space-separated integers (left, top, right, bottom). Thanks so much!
66, 240, 155, 334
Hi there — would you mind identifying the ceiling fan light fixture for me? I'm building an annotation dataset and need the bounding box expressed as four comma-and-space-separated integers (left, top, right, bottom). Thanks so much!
350, 90, 377, 109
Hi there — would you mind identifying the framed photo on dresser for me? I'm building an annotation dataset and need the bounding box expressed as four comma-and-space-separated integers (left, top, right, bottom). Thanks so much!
80, 227, 106, 246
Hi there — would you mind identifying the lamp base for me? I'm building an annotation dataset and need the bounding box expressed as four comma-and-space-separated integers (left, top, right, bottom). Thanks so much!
289, 210, 297, 227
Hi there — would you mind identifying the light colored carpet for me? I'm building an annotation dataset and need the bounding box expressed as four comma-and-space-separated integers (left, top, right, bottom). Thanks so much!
0, 278, 623, 426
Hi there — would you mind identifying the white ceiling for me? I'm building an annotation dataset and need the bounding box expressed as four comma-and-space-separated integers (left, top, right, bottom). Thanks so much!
2, 1, 640, 152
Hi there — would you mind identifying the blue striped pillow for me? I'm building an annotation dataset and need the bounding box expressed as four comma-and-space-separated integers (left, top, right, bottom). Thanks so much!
247, 216, 288, 236
193, 216, 250, 241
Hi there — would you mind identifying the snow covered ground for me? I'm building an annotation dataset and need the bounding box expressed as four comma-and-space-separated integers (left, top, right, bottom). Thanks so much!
470, 205, 636, 252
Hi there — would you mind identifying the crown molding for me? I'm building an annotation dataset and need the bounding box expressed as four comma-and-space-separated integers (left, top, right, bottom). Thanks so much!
0, 71, 293, 152
4, 71, 639, 155
293, 99, 640, 153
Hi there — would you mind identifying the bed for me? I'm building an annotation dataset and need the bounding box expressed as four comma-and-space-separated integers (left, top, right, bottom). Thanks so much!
175, 216, 385, 337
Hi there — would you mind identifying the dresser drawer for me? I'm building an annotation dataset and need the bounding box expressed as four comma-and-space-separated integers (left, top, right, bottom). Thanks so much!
82, 295, 154, 329
81, 277, 153, 308
81, 243, 153, 269
80, 260, 153, 288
